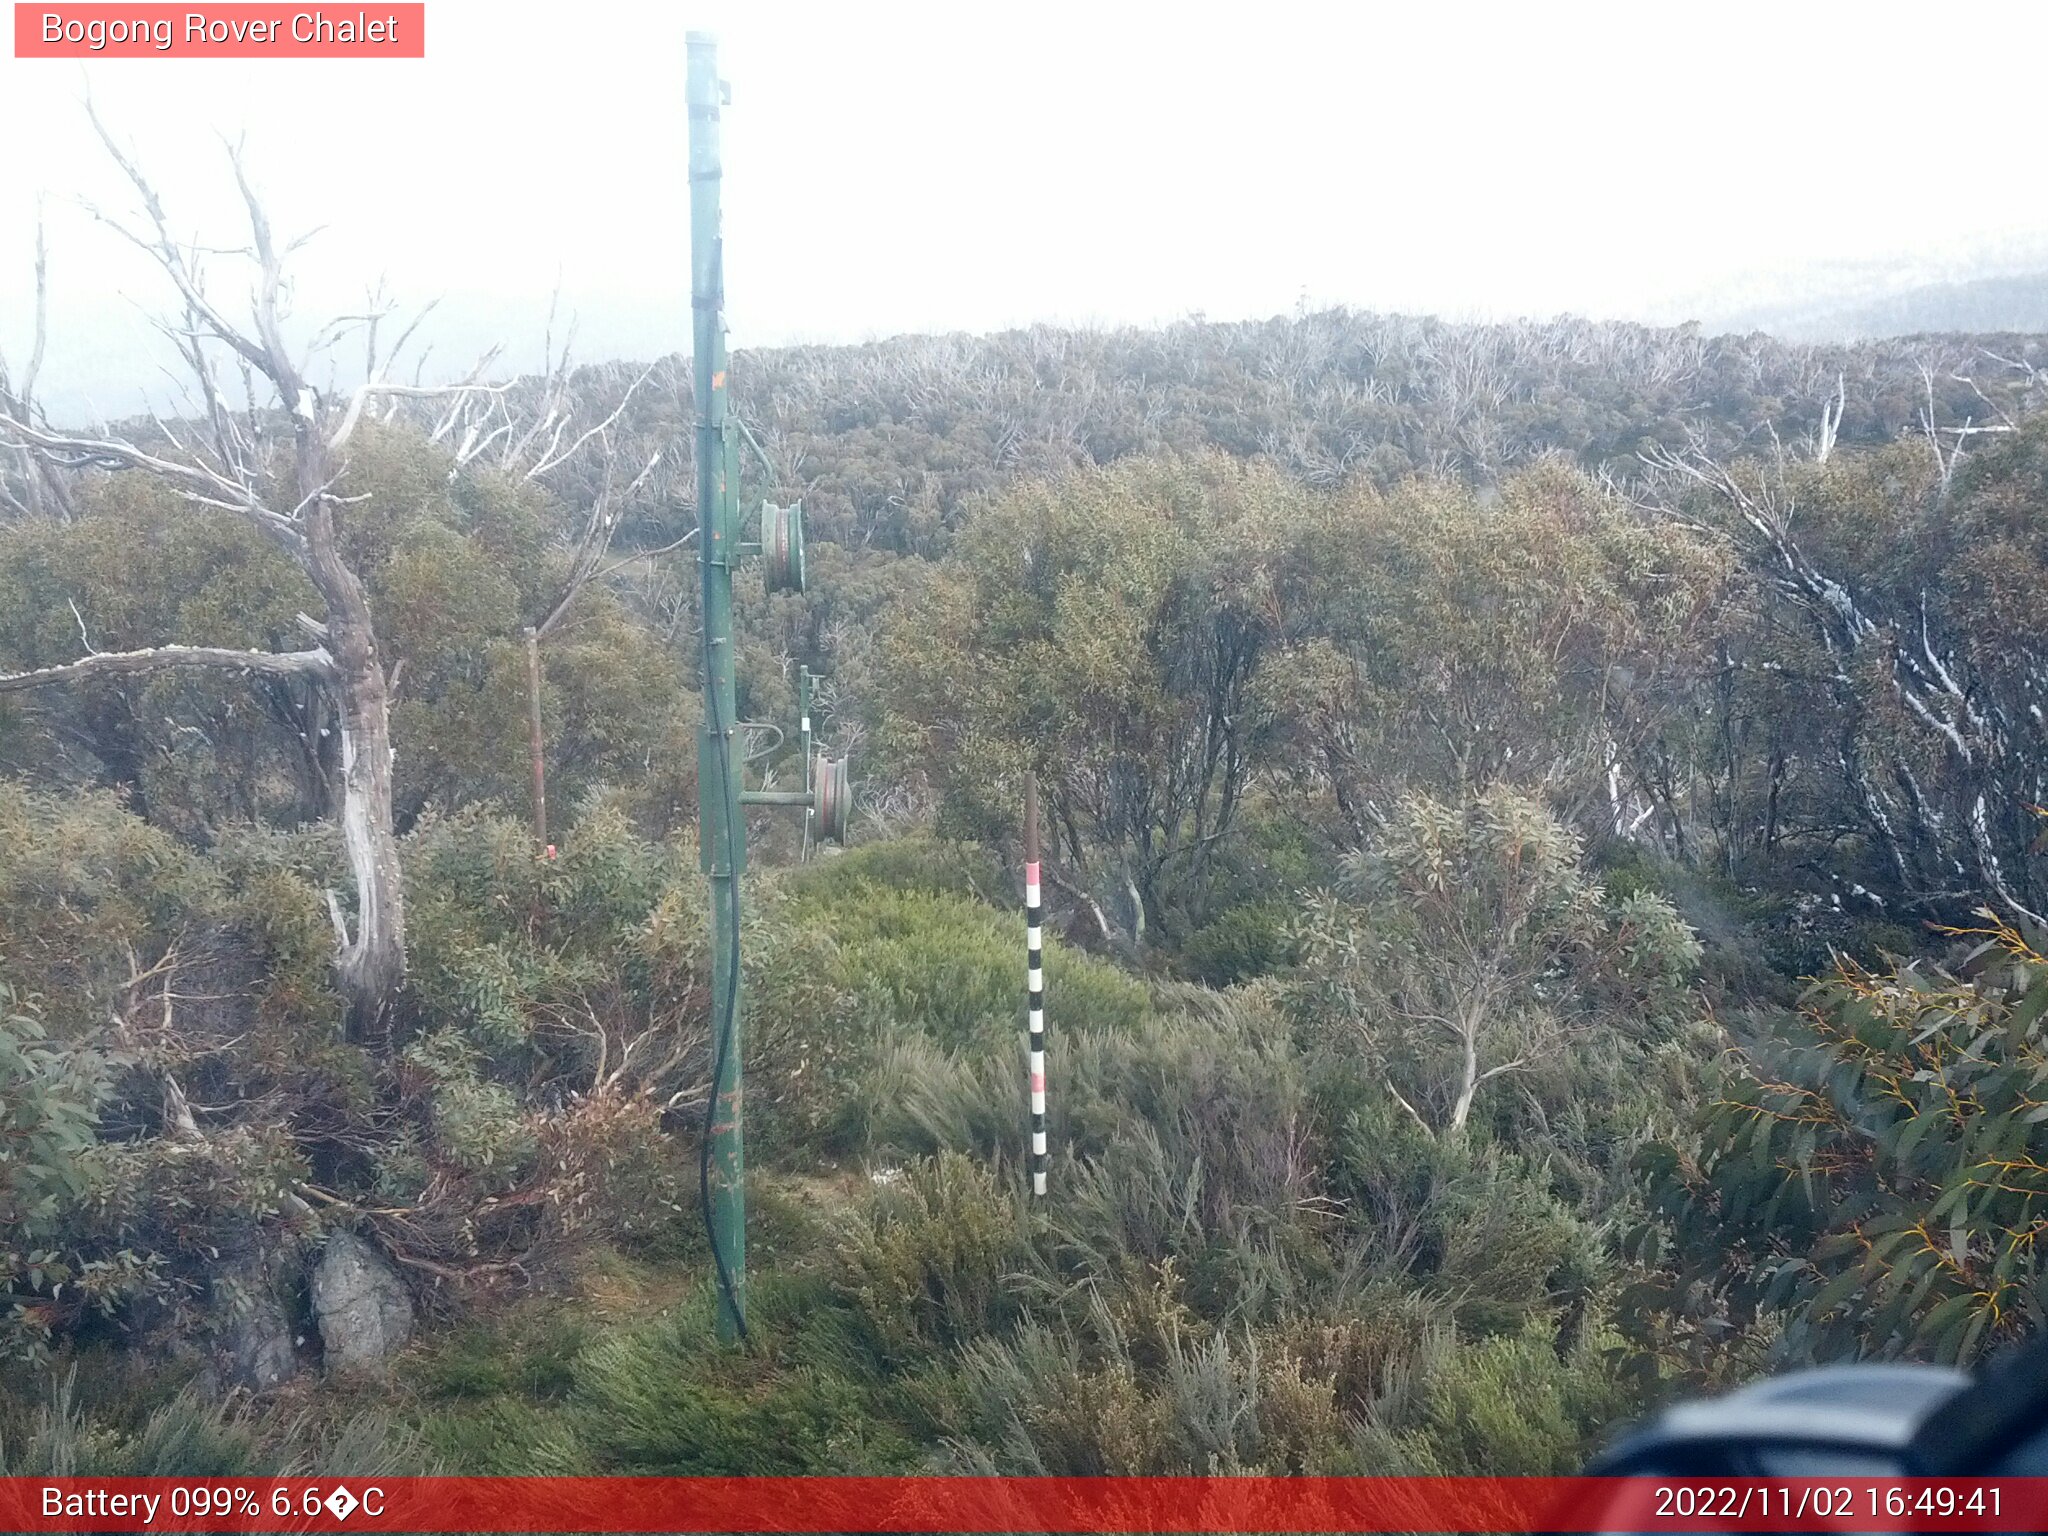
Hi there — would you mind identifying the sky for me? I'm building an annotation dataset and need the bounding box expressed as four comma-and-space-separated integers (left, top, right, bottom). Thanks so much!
8, 0, 2048, 419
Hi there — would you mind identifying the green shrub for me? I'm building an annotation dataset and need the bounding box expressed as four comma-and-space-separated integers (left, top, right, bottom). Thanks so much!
947, 1317, 1354, 1475
831, 1152, 1032, 1368
1431, 1158, 1591, 1336
403, 1028, 538, 1182
2, 971, 310, 1359
0, 983, 123, 1361
948, 1321, 1175, 1475
0, 1374, 261, 1477
1357, 1322, 1637, 1475
418, 1308, 592, 1403
1050, 995, 1323, 1318
1178, 900, 1301, 987
572, 1313, 916, 1473
859, 1025, 1022, 1159
790, 834, 1011, 907
788, 878, 1149, 1054
1636, 914, 2048, 1367
1324, 1096, 1594, 1334
419, 1397, 591, 1476
728, 892, 859, 1161
0, 1366, 429, 1476
0, 786, 210, 1039
1266, 1285, 1451, 1419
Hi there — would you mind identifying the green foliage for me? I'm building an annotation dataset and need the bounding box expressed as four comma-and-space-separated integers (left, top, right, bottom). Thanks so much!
0, 1367, 429, 1476
808, 885, 1024, 1053
775, 860, 1150, 1157
881, 452, 1312, 940
947, 1320, 1355, 1474
1321, 1091, 1597, 1336
0, 772, 351, 1095
789, 876, 1150, 1056
1650, 432, 2048, 924
0, 784, 207, 1037
1050, 994, 1319, 1311
10, 296, 2048, 1475
1288, 785, 1701, 1137
1635, 914, 2048, 1366
1179, 900, 1301, 987
392, 601, 695, 834
946, 1320, 1176, 1473
417, 1396, 593, 1476
859, 1025, 1023, 1159
1263, 461, 1730, 831
0, 420, 694, 846
0, 793, 333, 1361
789, 833, 1011, 907
700, 312, 2039, 551
0, 985, 106, 1244
403, 1029, 537, 1182
572, 1308, 915, 1474
0, 479, 323, 835
336, 423, 697, 832
830, 1152, 1031, 1366
0, 985, 136, 1362
381, 801, 850, 1247
0, 1373, 264, 1477
1356, 1322, 1640, 1475
417, 1309, 592, 1403
407, 1298, 602, 1474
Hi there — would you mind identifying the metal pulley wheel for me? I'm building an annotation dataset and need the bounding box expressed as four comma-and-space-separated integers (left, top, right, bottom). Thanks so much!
761, 501, 806, 595
812, 752, 851, 844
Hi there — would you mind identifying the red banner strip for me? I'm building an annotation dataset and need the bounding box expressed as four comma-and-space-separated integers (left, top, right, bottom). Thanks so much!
3, 1476, 2046, 1532
14, 5, 424, 58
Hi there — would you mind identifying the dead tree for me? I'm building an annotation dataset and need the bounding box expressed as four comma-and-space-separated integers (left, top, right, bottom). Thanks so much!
0, 201, 75, 523
1643, 433, 2045, 928
0, 112, 518, 1038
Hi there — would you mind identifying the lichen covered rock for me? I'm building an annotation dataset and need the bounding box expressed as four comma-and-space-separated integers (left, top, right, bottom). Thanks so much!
310, 1231, 412, 1373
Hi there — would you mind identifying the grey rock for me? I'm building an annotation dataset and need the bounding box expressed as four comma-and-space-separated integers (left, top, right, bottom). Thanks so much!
310, 1231, 413, 1373
221, 1290, 298, 1389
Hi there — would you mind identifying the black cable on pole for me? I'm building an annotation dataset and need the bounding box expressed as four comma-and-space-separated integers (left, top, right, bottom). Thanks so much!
698, 659, 748, 1343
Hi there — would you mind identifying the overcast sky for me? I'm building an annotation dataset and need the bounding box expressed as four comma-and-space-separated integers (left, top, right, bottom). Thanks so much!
8, 0, 2048, 419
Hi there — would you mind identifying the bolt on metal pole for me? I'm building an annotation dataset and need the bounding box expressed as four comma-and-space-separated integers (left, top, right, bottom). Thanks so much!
688, 29, 746, 1343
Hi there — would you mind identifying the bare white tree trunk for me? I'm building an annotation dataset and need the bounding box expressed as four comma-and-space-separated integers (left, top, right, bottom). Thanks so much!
318, 562, 405, 1033
1448, 1020, 1482, 1135
0, 111, 499, 1037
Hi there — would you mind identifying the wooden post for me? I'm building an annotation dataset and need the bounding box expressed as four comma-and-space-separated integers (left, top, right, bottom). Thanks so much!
524, 626, 551, 858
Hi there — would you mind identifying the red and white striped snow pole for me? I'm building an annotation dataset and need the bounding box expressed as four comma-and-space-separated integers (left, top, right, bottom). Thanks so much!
1024, 773, 1048, 1196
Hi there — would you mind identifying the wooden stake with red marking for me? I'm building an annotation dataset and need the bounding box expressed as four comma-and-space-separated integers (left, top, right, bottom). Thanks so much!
524, 626, 550, 857
1024, 773, 1047, 1196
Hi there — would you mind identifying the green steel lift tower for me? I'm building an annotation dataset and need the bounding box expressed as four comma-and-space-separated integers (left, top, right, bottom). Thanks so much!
688, 31, 850, 1344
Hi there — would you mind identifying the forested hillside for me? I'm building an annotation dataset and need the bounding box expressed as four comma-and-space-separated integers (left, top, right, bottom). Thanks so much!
4, 262, 2047, 1475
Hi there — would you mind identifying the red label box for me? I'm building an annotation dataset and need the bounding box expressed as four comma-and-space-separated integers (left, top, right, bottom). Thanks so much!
5, 1477, 2048, 1533
14, 3, 425, 56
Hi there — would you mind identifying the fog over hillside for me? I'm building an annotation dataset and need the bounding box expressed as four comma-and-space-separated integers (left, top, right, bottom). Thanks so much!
11, 2, 2048, 421
1719, 271, 2048, 341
